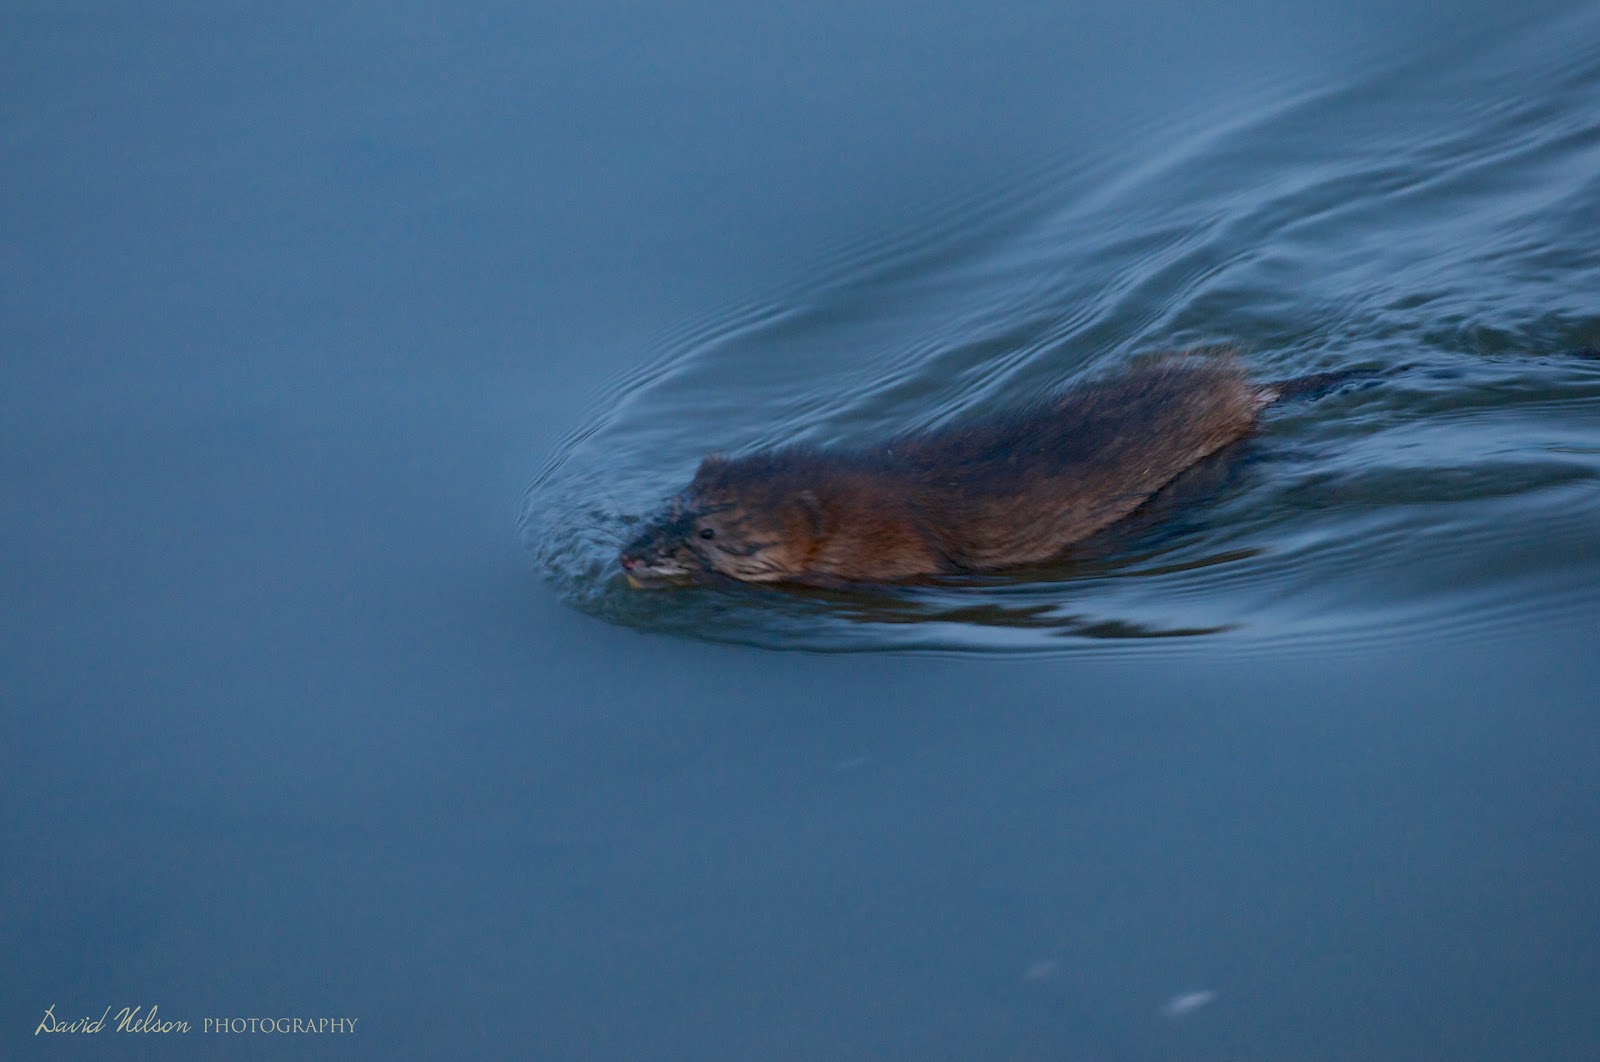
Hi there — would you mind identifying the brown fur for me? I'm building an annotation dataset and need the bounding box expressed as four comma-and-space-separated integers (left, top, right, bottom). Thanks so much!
620, 354, 1276, 586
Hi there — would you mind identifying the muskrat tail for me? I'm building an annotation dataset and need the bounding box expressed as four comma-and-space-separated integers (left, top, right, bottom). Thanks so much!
1256, 368, 1375, 404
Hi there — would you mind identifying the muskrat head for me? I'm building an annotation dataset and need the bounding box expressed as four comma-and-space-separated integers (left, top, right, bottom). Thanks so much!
618, 454, 823, 586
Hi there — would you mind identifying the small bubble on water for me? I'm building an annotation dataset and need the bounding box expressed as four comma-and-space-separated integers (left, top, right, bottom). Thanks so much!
1021, 959, 1060, 982
1160, 990, 1218, 1018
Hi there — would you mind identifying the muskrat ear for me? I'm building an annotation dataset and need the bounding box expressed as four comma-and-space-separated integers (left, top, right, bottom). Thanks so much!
795, 490, 828, 538
689, 452, 727, 487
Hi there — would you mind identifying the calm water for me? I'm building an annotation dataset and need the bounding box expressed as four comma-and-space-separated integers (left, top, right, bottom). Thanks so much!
5, 1, 1599, 1059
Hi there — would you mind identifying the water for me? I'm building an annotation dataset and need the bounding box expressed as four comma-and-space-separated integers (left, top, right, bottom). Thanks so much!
528, 12, 1600, 653
5, 1, 1599, 1059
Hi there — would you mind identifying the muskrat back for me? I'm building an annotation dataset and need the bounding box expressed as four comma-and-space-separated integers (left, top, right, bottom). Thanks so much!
620, 354, 1292, 586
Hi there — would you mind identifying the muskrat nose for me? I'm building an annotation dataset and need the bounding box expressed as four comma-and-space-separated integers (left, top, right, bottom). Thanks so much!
619, 553, 641, 571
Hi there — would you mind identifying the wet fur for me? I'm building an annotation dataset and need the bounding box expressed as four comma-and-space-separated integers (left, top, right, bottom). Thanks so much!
621, 355, 1286, 586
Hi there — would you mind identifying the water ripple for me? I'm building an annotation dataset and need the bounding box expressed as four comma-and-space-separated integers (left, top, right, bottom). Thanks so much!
524, 8, 1600, 655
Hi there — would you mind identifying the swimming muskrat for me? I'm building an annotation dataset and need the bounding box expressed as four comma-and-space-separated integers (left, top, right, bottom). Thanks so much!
619, 354, 1343, 588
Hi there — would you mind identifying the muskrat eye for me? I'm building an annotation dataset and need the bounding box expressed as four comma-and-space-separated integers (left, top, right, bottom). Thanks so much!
699, 527, 715, 540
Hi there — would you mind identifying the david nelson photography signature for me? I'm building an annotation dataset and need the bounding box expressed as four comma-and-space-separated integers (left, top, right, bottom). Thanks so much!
37, 1004, 190, 1035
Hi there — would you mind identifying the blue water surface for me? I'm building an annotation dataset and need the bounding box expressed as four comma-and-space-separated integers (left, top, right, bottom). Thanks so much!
5, 1, 1598, 1058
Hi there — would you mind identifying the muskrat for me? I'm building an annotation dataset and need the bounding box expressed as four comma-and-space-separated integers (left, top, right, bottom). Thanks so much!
619, 354, 1341, 587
